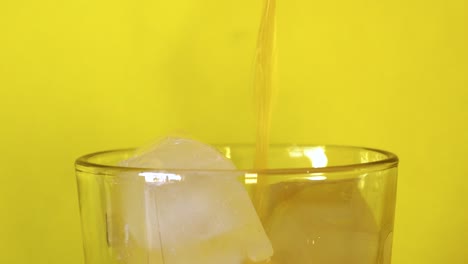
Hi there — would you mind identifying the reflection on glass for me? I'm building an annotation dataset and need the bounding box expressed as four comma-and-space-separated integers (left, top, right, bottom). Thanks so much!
307, 175, 327, 181
139, 172, 182, 183
224, 147, 232, 159
304, 147, 328, 168
245, 173, 258, 184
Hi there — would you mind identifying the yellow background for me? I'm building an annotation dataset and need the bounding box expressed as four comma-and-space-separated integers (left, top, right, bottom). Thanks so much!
0, 0, 467, 263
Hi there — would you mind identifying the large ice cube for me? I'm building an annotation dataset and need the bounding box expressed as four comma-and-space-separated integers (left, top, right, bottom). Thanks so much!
265, 180, 379, 264
116, 137, 273, 264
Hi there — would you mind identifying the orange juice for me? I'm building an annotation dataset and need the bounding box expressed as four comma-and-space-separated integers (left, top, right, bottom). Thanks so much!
254, 0, 277, 169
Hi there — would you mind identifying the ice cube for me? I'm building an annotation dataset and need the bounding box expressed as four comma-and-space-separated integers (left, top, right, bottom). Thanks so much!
120, 137, 238, 171
117, 137, 273, 264
265, 180, 379, 264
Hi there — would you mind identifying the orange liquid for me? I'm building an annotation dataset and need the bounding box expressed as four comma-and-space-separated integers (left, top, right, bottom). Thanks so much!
254, 0, 277, 170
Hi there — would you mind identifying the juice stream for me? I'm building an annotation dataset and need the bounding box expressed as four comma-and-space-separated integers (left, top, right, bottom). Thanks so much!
253, 0, 277, 225
254, 0, 277, 169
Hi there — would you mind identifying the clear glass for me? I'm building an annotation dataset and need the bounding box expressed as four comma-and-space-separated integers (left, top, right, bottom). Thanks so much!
76, 145, 398, 264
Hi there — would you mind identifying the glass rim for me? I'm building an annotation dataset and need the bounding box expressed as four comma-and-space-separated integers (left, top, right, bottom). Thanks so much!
75, 144, 398, 175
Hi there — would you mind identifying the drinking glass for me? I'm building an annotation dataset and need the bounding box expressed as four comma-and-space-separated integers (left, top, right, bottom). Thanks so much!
76, 145, 398, 264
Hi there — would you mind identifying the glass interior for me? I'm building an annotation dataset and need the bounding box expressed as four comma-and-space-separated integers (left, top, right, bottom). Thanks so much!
75, 145, 398, 264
